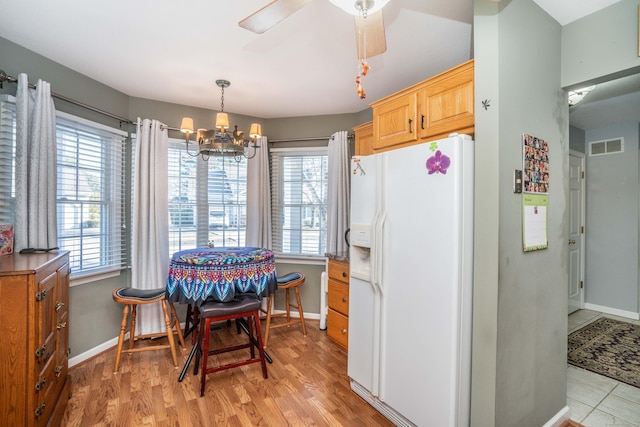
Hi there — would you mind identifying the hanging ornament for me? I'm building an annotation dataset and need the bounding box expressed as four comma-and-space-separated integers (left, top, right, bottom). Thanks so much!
356, 75, 366, 99
360, 59, 370, 76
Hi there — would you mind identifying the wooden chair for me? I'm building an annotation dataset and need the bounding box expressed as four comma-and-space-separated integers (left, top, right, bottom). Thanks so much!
193, 295, 268, 396
112, 287, 186, 373
263, 272, 307, 347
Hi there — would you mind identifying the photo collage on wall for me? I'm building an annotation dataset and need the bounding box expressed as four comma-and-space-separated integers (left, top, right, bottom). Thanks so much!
522, 133, 549, 194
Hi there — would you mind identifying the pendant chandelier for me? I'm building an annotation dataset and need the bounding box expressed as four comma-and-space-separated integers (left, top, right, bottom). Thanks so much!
179, 79, 262, 160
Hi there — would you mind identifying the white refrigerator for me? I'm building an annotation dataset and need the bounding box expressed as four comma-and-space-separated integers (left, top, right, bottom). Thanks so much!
347, 134, 474, 427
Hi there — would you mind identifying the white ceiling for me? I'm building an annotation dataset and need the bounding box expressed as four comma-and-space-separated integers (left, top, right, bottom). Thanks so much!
0, 0, 625, 120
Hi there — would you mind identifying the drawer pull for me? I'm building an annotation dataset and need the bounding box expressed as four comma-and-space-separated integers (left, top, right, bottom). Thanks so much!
342, 272, 347, 278
341, 328, 347, 334
57, 321, 67, 330
34, 402, 45, 417
55, 301, 65, 312
55, 365, 63, 378
342, 297, 347, 303
35, 344, 46, 359
35, 377, 46, 392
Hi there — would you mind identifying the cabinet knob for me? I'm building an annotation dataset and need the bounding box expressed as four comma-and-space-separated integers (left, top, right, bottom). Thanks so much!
342, 297, 347, 303
34, 402, 46, 417
342, 271, 347, 278
35, 377, 46, 392
57, 321, 67, 330
35, 344, 46, 359
55, 365, 63, 378
55, 301, 65, 312
341, 328, 347, 334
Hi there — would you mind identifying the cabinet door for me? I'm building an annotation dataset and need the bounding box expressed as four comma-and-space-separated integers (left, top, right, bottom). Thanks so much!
36, 271, 58, 373
353, 121, 374, 156
372, 92, 418, 151
54, 263, 70, 391
417, 62, 474, 140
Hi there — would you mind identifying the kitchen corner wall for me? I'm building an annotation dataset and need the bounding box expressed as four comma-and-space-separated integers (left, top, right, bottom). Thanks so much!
473, 0, 568, 426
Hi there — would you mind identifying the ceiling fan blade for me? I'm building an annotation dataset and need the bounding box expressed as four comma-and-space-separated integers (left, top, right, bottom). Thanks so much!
239, 0, 313, 34
354, 10, 387, 60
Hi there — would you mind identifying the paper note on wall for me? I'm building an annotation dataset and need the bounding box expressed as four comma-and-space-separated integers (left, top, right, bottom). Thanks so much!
523, 194, 548, 251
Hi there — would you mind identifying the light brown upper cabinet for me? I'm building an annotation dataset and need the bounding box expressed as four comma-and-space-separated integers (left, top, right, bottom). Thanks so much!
368, 59, 474, 154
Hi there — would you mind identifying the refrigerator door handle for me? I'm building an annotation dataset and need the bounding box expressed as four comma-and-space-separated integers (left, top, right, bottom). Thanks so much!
374, 211, 386, 296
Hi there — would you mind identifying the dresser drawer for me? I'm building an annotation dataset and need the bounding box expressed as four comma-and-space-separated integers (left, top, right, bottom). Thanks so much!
327, 309, 348, 349
328, 259, 349, 283
328, 279, 349, 316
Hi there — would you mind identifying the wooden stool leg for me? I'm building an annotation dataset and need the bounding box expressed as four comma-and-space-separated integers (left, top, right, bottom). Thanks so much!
200, 318, 212, 397
161, 300, 179, 368
252, 311, 268, 379
114, 304, 130, 373
285, 289, 292, 324
129, 305, 137, 350
169, 302, 186, 349
263, 294, 274, 348
294, 286, 307, 337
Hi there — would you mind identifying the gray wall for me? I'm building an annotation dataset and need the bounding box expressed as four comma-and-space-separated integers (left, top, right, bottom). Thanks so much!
562, 0, 640, 90
0, 35, 365, 358
584, 122, 639, 312
473, 0, 568, 426
569, 125, 585, 153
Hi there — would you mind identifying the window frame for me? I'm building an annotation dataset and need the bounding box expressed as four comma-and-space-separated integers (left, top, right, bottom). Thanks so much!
270, 146, 328, 260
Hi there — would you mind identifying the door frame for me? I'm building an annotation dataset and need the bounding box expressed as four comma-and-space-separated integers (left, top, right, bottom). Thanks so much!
569, 149, 586, 313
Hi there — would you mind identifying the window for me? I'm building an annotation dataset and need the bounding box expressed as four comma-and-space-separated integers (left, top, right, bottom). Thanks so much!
0, 97, 16, 225
0, 95, 128, 278
167, 140, 247, 254
56, 112, 127, 277
271, 147, 328, 257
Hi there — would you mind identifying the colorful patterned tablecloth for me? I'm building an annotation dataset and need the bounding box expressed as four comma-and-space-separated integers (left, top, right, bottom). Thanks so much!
166, 247, 276, 305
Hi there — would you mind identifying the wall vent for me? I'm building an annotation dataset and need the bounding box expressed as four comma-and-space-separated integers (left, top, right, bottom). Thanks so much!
589, 138, 624, 156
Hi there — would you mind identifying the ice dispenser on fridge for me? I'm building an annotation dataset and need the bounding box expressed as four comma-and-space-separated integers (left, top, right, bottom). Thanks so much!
349, 223, 371, 281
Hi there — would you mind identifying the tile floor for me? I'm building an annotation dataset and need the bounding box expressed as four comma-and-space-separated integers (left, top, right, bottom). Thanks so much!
567, 309, 640, 426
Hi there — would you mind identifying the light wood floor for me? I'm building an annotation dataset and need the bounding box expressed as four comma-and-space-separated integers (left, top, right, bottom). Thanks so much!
61, 319, 393, 426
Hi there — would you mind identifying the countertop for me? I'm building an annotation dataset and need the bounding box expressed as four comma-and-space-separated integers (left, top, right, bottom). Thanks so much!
325, 251, 349, 263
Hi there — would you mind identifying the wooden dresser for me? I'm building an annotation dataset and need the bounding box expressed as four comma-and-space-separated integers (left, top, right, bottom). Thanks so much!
0, 251, 71, 427
327, 258, 350, 349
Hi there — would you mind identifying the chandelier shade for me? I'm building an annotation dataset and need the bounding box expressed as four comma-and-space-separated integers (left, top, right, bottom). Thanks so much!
178, 79, 262, 160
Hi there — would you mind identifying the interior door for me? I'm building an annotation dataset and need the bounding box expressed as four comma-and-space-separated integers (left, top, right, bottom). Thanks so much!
568, 152, 585, 314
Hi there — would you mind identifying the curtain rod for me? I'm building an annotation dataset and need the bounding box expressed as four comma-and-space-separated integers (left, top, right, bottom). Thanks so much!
270, 135, 354, 143
0, 69, 136, 126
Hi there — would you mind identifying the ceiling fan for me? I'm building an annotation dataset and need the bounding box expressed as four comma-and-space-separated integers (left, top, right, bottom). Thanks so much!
239, 0, 389, 61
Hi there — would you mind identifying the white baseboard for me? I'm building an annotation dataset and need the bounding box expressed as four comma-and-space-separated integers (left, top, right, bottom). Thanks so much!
584, 303, 640, 320
69, 336, 120, 368
542, 405, 570, 427
69, 313, 320, 369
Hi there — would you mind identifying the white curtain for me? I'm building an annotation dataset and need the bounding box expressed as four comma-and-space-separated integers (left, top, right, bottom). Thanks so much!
245, 136, 272, 249
14, 73, 58, 251
132, 118, 169, 334
326, 131, 351, 254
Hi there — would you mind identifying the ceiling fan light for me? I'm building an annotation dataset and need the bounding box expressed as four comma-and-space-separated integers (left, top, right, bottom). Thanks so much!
328, 0, 390, 16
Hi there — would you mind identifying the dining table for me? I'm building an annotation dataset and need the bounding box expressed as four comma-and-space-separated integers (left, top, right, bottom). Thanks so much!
165, 246, 277, 381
